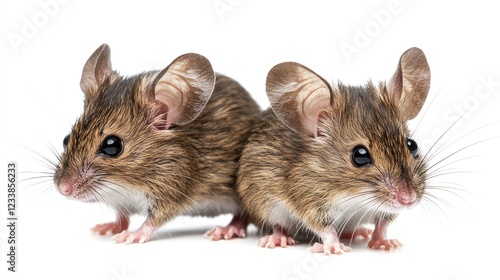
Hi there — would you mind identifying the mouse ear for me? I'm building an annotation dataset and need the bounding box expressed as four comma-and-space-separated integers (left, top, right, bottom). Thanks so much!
266, 62, 333, 138
151, 53, 215, 129
387, 47, 431, 120
80, 44, 113, 99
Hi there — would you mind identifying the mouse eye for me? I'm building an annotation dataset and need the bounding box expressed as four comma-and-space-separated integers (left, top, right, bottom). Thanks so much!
99, 135, 123, 157
63, 134, 70, 148
351, 145, 372, 167
406, 138, 418, 158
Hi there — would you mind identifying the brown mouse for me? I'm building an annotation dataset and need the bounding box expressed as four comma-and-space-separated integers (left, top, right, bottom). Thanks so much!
53, 44, 260, 243
237, 47, 430, 254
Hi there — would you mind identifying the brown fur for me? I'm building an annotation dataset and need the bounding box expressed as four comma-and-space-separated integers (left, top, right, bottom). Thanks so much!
237, 49, 430, 246
238, 83, 427, 236
54, 70, 260, 227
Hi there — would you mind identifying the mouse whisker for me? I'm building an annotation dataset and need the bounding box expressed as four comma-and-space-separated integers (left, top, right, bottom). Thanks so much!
418, 195, 452, 226
29, 141, 60, 168
14, 142, 60, 203
419, 121, 499, 176
336, 208, 369, 243
425, 182, 474, 197
93, 182, 144, 216
423, 186, 472, 218
410, 84, 446, 138
422, 137, 498, 177
330, 192, 378, 239
96, 172, 198, 205
426, 170, 482, 181
326, 190, 378, 214
424, 155, 481, 179
418, 113, 469, 168
91, 185, 137, 218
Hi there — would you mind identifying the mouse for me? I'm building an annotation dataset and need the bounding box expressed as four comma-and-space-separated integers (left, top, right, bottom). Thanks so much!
53, 44, 260, 244
236, 47, 430, 254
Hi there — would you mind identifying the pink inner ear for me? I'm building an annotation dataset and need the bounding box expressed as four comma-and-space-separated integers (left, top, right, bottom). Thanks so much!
316, 110, 330, 137
152, 100, 170, 130
302, 89, 332, 138
152, 78, 187, 129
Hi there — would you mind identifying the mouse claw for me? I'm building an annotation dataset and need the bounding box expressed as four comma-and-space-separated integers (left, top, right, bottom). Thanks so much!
204, 226, 245, 241
112, 227, 154, 244
205, 225, 246, 241
139, 235, 148, 244
308, 241, 351, 255
91, 220, 129, 236
257, 228, 296, 249
339, 227, 374, 240
124, 234, 135, 244
368, 238, 402, 250
205, 215, 248, 241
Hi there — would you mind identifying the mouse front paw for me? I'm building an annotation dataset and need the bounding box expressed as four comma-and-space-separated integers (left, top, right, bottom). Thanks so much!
368, 238, 402, 250
112, 220, 157, 244
339, 227, 373, 240
91, 222, 127, 235
313, 230, 351, 255
205, 225, 246, 241
91, 215, 129, 235
205, 215, 247, 241
113, 230, 152, 244
308, 241, 351, 255
257, 226, 296, 248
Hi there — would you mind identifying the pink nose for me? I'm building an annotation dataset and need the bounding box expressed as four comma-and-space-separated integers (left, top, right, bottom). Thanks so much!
397, 191, 416, 206
58, 183, 74, 196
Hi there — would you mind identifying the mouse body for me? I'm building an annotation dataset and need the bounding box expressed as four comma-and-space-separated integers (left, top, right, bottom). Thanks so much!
236, 48, 430, 254
53, 44, 260, 243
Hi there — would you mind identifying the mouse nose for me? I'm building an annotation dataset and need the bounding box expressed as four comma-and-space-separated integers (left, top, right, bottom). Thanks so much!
58, 183, 74, 196
397, 190, 416, 206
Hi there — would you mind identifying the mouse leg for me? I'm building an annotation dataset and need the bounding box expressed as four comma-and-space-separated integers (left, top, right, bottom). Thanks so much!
91, 213, 129, 235
339, 226, 373, 239
257, 225, 296, 248
367, 219, 402, 250
112, 220, 158, 244
309, 229, 351, 255
204, 214, 247, 241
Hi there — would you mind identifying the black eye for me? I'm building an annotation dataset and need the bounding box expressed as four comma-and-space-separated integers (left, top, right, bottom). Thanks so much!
351, 145, 372, 167
99, 136, 123, 157
406, 138, 418, 158
63, 134, 70, 148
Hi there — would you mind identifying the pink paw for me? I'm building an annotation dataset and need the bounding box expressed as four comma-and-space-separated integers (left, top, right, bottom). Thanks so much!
368, 239, 402, 250
91, 222, 127, 235
340, 227, 373, 240
112, 230, 152, 244
309, 242, 351, 255
112, 220, 156, 244
257, 232, 296, 248
205, 225, 246, 241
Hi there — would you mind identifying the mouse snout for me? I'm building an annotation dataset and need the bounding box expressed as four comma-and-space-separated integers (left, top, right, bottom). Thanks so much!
58, 182, 74, 196
54, 171, 93, 200
56, 180, 94, 202
396, 190, 417, 206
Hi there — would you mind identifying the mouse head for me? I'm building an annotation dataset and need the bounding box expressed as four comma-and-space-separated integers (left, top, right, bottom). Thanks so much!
266, 47, 430, 212
54, 44, 215, 202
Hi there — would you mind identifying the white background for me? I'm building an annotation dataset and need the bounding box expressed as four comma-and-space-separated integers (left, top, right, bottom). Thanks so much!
1, 1, 499, 279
